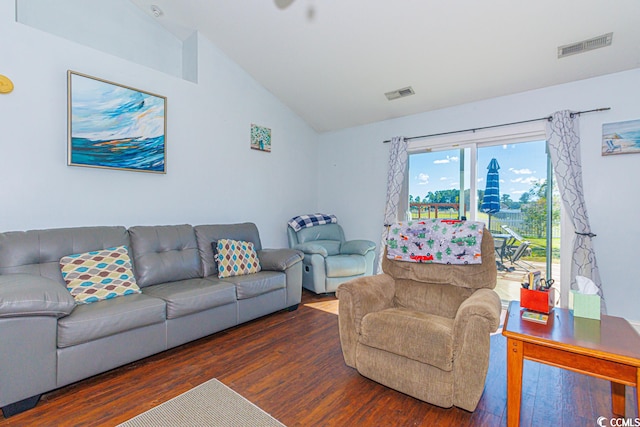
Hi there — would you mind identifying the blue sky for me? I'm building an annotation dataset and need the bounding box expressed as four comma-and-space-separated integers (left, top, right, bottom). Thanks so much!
409, 140, 548, 202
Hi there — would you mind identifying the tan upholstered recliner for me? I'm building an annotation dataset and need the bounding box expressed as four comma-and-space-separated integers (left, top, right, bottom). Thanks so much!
336, 228, 501, 411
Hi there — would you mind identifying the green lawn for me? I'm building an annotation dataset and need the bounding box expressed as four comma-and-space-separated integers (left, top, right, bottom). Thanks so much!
527, 237, 561, 261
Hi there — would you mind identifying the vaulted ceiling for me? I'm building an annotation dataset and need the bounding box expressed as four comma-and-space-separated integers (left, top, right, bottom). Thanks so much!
131, 0, 640, 132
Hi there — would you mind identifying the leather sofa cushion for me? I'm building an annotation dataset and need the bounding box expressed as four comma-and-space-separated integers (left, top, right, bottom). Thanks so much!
129, 225, 202, 288
219, 271, 285, 300
57, 293, 166, 348
325, 255, 366, 278
194, 223, 263, 278
359, 308, 454, 371
143, 278, 236, 319
0, 226, 129, 285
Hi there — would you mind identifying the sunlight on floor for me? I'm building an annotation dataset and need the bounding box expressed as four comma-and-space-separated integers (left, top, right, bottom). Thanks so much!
304, 300, 339, 315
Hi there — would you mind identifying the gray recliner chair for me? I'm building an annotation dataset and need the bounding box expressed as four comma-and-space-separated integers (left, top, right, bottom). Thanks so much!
287, 223, 376, 294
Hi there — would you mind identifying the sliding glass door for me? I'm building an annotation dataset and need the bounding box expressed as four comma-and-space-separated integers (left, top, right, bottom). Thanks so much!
408, 139, 560, 302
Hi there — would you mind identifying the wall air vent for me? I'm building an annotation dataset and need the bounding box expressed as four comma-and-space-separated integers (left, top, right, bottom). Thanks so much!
385, 86, 415, 101
558, 32, 613, 58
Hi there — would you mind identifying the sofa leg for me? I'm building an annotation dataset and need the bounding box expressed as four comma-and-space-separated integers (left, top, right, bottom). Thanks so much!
286, 304, 299, 312
2, 395, 41, 418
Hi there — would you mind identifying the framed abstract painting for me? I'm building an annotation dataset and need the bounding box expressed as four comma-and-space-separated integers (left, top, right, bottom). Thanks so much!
67, 71, 167, 173
250, 124, 271, 152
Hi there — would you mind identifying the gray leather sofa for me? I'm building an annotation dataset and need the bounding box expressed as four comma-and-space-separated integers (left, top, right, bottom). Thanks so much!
0, 222, 303, 417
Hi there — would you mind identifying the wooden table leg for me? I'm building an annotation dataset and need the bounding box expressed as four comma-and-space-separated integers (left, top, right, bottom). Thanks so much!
611, 382, 626, 416
636, 368, 640, 419
507, 338, 524, 427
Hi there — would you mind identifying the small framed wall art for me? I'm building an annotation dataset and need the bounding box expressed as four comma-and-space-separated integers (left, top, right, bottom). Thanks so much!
67, 71, 167, 173
250, 124, 271, 152
602, 119, 640, 156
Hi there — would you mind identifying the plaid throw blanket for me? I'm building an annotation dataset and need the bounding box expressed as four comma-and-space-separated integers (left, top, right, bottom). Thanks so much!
288, 214, 338, 232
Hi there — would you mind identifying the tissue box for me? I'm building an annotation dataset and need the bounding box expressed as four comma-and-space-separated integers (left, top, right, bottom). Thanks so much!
520, 288, 555, 314
569, 290, 601, 320
573, 317, 601, 341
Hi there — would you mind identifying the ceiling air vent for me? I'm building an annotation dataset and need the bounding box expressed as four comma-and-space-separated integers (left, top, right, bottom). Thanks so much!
385, 86, 415, 101
558, 32, 613, 58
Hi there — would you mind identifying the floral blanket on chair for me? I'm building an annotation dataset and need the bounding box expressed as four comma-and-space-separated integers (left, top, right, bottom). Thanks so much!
386, 219, 484, 265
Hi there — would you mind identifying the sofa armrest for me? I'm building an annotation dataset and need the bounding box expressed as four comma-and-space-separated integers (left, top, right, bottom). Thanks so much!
0, 274, 76, 318
293, 242, 328, 257
259, 249, 304, 309
336, 274, 395, 367
257, 248, 303, 271
340, 239, 376, 256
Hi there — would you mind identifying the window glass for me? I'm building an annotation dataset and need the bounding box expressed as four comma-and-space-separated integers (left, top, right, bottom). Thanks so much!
408, 140, 560, 303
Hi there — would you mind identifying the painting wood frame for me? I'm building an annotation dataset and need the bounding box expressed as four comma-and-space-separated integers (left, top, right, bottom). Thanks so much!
602, 119, 640, 156
67, 71, 167, 173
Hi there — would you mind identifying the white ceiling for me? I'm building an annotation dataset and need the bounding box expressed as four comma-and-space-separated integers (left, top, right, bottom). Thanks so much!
130, 0, 640, 133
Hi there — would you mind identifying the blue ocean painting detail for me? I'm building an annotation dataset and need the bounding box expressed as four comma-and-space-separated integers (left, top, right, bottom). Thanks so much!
602, 119, 640, 156
69, 72, 166, 172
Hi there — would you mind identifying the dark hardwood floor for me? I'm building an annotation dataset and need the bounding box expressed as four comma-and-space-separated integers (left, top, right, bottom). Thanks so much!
1, 291, 637, 426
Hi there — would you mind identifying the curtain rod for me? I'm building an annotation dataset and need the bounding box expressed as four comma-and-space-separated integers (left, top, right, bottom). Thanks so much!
382, 107, 611, 143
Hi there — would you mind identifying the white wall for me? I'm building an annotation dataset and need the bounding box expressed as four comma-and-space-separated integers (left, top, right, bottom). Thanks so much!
0, 1, 318, 248
318, 68, 640, 321
16, 0, 186, 80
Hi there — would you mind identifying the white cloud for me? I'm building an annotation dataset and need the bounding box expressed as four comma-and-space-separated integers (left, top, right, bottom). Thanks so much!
511, 176, 540, 185
509, 167, 534, 175
440, 176, 448, 181
433, 155, 459, 165
417, 173, 429, 185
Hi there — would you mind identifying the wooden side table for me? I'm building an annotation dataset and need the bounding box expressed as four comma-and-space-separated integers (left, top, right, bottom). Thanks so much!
502, 301, 640, 426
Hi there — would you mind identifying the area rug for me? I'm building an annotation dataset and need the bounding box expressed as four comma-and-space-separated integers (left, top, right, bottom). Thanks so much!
117, 378, 285, 427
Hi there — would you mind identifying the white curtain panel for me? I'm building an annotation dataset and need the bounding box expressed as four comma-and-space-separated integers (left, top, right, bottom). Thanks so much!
546, 110, 605, 312
377, 136, 408, 273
